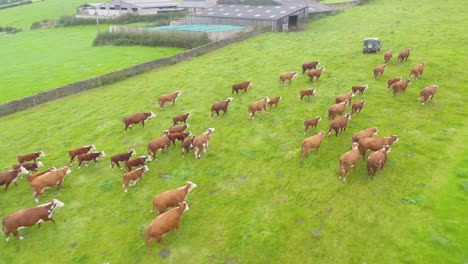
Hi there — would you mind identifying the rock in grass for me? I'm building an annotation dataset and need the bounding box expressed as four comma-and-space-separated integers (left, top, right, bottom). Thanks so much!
159, 249, 171, 258
312, 227, 323, 237
240, 176, 248, 181
226, 258, 237, 264
159, 173, 171, 179
69, 242, 77, 248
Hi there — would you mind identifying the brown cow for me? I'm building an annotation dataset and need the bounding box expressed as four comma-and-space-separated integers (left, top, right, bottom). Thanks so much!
181, 135, 195, 155
279, 72, 298, 85
193, 128, 215, 159
146, 202, 189, 252
328, 113, 351, 138
169, 123, 189, 134
168, 132, 192, 146
27, 168, 56, 183
328, 101, 348, 120
338, 142, 360, 182
17, 151, 45, 164
351, 100, 366, 115
122, 165, 149, 193
304, 116, 322, 134
420, 85, 439, 105
301, 131, 325, 161
302, 61, 320, 74
30, 167, 71, 203
358, 135, 399, 159
158, 91, 182, 109
336, 91, 355, 104
409, 62, 426, 79
383, 49, 393, 64
307, 67, 326, 83
299, 88, 316, 101
398, 48, 411, 63
77, 151, 106, 169
367, 145, 392, 178
268, 96, 282, 109
2, 199, 64, 241
351, 84, 369, 95
373, 64, 386, 79
68, 145, 96, 164
211, 97, 234, 117
152, 181, 197, 215
232, 81, 252, 94
122, 112, 156, 133
13, 162, 44, 173
147, 131, 171, 160
110, 150, 136, 170
392, 79, 411, 96
172, 113, 191, 126
387, 77, 403, 89
0, 166, 28, 191
125, 155, 152, 171
248, 97, 270, 119
352, 127, 378, 143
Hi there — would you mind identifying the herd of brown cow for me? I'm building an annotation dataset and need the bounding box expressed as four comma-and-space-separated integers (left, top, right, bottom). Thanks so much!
1, 45, 440, 249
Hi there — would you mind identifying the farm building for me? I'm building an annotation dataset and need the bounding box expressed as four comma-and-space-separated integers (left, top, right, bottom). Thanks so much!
77, 0, 183, 17
185, 3, 309, 32
179, 0, 218, 12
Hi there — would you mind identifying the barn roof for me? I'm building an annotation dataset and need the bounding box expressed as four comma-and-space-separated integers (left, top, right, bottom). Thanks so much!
179, 0, 211, 9
107, 0, 180, 8
188, 3, 307, 20
275, 0, 332, 13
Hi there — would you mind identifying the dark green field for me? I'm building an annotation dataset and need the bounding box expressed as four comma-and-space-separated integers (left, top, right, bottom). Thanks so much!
0, 0, 466, 263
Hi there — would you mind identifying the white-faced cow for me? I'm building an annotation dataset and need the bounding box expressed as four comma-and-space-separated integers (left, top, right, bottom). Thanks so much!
351, 85, 369, 95
30, 167, 71, 203
2, 199, 64, 241
358, 135, 399, 159
420, 85, 439, 105
193, 128, 215, 159
13, 162, 43, 173
328, 113, 351, 138
268, 96, 282, 109
351, 100, 366, 115
384, 50, 393, 64
168, 132, 192, 146
336, 91, 355, 104
152, 181, 197, 215
409, 62, 427, 79
145, 202, 189, 252
27, 168, 56, 183
302, 61, 320, 74
122, 165, 149, 193
338, 142, 360, 182
387, 77, 403, 90
373, 64, 386, 79
392, 79, 411, 96
181, 135, 195, 155
248, 97, 270, 119
301, 131, 325, 161
279, 72, 298, 85
77, 151, 105, 169
68, 145, 96, 164
232, 81, 252, 94
367, 145, 392, 178
352, 127, 378, 143
158, 91, 182, 109
398, 48, 411, 63
299, 88, 316, 101
122, 112, 155, 133
0, 166, 28, 191
17, 151, 45, 164
211, 97, 234, 117
147, 131, 171, 160
307, 67, 326, 83
169, 123, 189, 134
110, 150, 136, 170
125, 155, 152, 171
172, 113, 191, 126
304, 116, 322, 133
328, 101, 348, 120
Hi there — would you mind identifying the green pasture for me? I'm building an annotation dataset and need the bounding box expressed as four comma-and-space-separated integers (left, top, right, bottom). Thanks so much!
0, 25, 183, 103
0, 0, 103, 28
0, 0, 467, 263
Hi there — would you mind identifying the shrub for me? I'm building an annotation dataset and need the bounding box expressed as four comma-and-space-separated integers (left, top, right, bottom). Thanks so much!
56, 12, 186, 27
93, 31, 210, 49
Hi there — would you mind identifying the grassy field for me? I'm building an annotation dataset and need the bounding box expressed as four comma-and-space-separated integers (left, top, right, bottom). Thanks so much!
0, 0, 467, 263
0, 0, 103, 28
0, 25, 183, 103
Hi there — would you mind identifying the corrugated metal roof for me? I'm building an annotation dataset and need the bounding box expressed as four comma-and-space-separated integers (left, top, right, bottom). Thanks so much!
276, 0, 332, 12
179, 1, 211, 8
118, 0, 180, 8
188, 4, 307, 20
